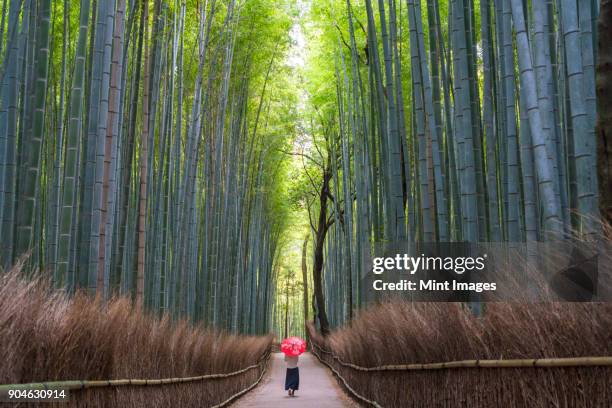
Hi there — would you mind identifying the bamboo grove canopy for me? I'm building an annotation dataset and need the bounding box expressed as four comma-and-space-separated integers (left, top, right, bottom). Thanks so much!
0, 0, 603, 335
0, 0, 297, 334
297, 0, 600, 329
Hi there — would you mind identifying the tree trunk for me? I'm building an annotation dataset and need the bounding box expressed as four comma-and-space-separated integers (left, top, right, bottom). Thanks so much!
510, 0, 562, 237
136, 0, 150, 309
284, 271, 289, 339
14, 0, 52, 260
55, 0, 91, 287
98, 0, 126, 297
301, 234, 309, 338
598, 0, 612, 228
313, 168, 332, 336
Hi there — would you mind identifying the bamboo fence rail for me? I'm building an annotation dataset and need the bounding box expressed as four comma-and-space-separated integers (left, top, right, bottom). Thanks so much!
311, 344, 383, 408
210, 355, 270, 408
310, 341, 612, 407
0, 349, 270, 405
311, 342, 612, 371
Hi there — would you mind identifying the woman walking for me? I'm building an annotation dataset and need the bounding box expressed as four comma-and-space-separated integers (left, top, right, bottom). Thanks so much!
284, 353, 299, 396
281, 336, 306, 397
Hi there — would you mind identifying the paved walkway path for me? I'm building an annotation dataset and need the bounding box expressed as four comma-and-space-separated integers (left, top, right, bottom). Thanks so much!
233, 352, 355, 407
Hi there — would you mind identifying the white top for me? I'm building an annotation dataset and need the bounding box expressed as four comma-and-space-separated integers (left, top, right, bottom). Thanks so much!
284, 354, 299, 368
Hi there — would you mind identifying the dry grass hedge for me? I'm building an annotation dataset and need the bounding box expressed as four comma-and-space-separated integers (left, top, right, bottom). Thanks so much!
310, 302, 612, 407
0, 265, 272, 407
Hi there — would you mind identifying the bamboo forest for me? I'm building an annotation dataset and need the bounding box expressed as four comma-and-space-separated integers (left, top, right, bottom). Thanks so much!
1, 0, 612, 407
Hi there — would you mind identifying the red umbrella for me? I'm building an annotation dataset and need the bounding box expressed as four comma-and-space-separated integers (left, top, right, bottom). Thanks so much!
281, 336, 306, 356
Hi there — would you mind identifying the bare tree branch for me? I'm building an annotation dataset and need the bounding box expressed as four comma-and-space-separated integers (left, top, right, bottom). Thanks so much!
276, 148, 323, 168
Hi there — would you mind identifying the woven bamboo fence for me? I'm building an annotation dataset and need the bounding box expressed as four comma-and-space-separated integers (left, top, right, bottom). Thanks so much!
310, 341, 612, 407
0, 349, 271, 407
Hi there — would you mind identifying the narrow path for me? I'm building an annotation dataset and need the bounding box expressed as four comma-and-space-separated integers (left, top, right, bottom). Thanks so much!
233, 352, 355, 407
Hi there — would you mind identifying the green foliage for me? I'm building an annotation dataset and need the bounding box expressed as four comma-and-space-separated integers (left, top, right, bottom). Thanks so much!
0, 0, 301, 336
0, 0, 601, 337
